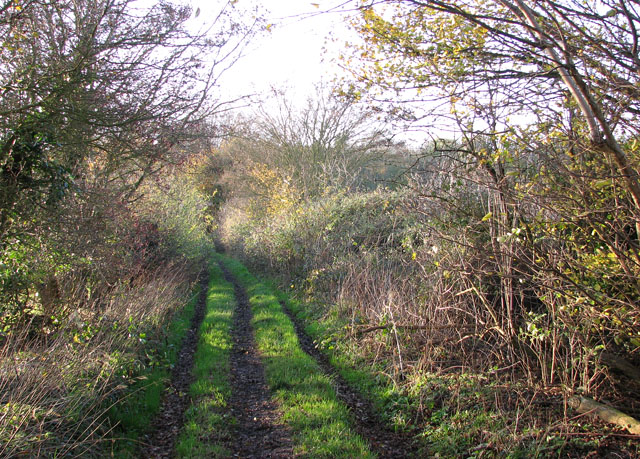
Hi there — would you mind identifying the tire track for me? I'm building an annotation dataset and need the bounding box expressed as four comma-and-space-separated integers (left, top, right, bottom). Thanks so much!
218, 262, 294, 458
279, 300, 421, 458
143, 269, 209, 458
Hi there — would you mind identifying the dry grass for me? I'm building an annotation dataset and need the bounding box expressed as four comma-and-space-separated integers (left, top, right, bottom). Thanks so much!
0, 261, 194, 457
219, 179, 640, 455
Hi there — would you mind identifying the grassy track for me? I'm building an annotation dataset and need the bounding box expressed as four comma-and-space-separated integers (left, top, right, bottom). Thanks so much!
218, 255, 374, 458
176, 263, 235, 458
115, 256, 378, 457
273, 288, 414, 429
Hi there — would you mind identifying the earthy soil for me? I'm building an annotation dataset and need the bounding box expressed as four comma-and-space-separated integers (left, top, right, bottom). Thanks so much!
219, 262, 294, 458
142, 270, 209, 458
279, 300, 422, 459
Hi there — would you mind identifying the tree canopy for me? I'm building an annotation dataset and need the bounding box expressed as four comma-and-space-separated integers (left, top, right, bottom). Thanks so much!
346, 0, 640, 214
0, 0, 259, 317
0, 0, 255, 239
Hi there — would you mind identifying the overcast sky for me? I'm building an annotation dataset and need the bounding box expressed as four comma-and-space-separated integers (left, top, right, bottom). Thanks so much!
180, 0, 437, 145
189, 0, 356, 103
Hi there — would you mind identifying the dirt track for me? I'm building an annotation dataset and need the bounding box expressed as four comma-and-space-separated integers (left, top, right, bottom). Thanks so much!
279, 300, 419, 458
219, 263, 294, 458
143, 270, 209, 458
144, 259, 420, 457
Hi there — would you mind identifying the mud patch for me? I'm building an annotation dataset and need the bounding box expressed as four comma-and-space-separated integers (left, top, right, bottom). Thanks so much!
280, 300, 421, 458
219, 262, 294, 458
142, 270, 209, 458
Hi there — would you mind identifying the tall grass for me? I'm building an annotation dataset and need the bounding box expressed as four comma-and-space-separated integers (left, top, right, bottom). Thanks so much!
0, 261, 195, 457
0, 146, 217, 456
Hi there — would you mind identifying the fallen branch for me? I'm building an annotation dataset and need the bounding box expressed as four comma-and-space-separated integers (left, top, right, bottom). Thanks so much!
356, 324, 429, 335
569, 396, 640, 435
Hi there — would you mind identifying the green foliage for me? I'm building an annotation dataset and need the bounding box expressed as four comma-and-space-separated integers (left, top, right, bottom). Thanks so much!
223, 188, 416, 281
342, 0, 640, 354
137, 161, 215, 265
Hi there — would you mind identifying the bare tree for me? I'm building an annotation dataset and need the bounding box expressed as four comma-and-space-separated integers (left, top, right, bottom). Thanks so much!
0, 0, 257, 238
0, 0, 260, 314
344, 0, 640, 387
231, 86, 393, 200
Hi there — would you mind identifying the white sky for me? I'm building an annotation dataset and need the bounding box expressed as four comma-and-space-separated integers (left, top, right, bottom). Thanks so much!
184, 0, 432, 145
189, 0, 357, 103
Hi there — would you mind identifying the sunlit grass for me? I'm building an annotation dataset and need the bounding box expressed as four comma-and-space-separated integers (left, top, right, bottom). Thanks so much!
176, 263, 235, 458
274, 289, 615, 458
219, 255, 374, 458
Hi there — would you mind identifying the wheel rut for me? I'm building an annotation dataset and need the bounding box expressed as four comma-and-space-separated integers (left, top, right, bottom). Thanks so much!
143, 269, 209, 458
218, 262, 294, 458
279, 300, 420, 459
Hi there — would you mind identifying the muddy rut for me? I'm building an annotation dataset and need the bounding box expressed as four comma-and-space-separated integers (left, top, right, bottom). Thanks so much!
144, 259, 418, 457
143, 270, 209, 458
219, 262, 294, 458
219, 257, 419, 458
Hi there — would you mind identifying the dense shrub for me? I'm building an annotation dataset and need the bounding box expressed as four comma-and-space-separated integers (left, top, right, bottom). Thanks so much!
0, 154, 215, 456
220, 148, 640, 403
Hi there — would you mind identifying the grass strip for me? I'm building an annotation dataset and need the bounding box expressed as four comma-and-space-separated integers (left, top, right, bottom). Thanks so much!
176, 262, 235, 458
217, 254, 374, 458
109, 281, 200, 457
275, 289, 415, 424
